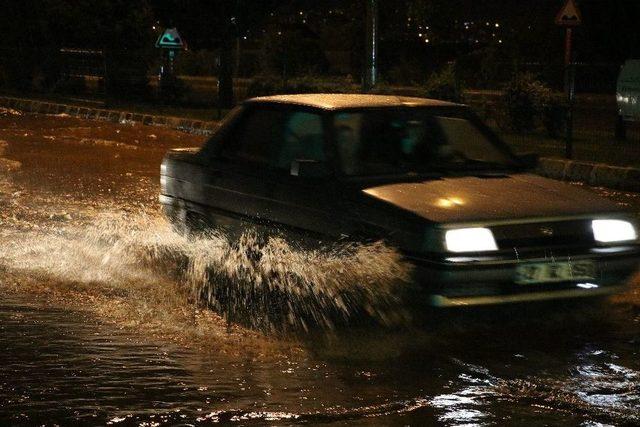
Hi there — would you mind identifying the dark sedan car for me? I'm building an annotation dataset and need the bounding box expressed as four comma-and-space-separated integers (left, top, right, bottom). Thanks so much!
160, 94, 640, 307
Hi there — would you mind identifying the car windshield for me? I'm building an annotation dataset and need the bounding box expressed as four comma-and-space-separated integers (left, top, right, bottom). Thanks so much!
333, 109, 516, 177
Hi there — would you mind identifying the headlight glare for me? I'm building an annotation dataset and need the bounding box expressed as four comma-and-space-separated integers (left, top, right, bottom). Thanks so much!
592, 219, 637, 243
445, 227, 498, 253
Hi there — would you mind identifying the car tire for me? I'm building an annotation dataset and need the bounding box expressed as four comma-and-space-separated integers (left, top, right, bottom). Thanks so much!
162, 201, 189, 236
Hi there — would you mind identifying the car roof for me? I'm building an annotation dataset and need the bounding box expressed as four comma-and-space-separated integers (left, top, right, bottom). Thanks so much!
244, 93, 464, 111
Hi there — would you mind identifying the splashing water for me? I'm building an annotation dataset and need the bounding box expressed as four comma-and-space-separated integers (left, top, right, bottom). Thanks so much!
0, 212, 413, 332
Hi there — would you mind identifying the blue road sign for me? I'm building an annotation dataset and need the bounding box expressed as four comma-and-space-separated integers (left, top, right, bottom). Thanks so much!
156, 28, 185, 49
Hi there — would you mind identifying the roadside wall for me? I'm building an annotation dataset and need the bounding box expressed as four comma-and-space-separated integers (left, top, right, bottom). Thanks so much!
536, 158, 640, 192
0, 96, 218, 136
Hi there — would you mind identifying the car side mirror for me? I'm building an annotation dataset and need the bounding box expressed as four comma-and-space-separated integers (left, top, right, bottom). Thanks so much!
518, 152, 539, 169
290, 159, 329, 178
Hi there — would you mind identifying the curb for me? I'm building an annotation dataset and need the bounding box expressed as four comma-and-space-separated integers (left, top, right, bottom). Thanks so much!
0, 96, 218, 136
537, 158, 640, 192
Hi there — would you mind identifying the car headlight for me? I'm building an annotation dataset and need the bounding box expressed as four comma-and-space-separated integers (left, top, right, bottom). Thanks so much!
592, 219, 637, 243
445, 227, 498, 253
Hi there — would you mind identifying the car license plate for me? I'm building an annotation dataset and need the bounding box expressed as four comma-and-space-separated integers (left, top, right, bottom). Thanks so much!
515, 260, 595, 285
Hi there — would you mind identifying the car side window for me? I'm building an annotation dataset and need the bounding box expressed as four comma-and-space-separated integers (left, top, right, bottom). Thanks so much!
222, 108, 326, 173
273, 112, 325, 170
223, 108, 285, 165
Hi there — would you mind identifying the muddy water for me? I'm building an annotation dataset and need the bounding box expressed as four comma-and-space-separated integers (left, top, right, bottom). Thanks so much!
1, 112, 640, 425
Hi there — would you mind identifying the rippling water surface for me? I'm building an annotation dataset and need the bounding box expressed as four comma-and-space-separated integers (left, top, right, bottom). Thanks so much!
3, 293, 640, 425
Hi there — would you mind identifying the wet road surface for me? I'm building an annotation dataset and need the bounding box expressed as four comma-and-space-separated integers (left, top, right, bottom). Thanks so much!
1, 110, 640, 425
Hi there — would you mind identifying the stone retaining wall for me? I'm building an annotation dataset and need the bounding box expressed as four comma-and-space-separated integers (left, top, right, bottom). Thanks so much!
537, 158, 640, 192
0, 96, 218, 136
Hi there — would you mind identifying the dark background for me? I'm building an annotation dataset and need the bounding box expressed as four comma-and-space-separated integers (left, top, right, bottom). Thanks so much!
0, 0, 638, 97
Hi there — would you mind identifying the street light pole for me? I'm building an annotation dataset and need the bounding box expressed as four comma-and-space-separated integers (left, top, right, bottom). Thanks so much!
363, 0, 378, 92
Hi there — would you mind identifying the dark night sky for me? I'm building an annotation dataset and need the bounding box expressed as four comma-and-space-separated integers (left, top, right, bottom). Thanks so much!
149, 0, 640, 63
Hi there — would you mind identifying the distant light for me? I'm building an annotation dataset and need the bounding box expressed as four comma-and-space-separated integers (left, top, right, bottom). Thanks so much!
425, 39, 430, 43
495, 23, 500, 28
418, 33, 422, 37
498, 39, 503, 44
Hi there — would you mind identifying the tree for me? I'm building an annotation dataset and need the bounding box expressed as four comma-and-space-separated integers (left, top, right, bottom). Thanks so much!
0, 0, 155, 95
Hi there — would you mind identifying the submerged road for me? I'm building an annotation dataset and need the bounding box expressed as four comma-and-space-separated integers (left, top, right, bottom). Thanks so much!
1, 109, 640, 425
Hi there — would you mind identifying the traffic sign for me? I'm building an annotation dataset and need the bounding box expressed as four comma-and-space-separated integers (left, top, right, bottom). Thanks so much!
555, 0, 582, 27
156, 28, 185, 49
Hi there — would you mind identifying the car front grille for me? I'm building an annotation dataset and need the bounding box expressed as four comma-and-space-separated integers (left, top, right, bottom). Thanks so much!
491, 219, 595, 251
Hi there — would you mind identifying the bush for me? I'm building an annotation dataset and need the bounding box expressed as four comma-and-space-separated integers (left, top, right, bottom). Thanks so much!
542, 98, 566, 138
503, 73, 557, 134
424, 65, 462, 102
176, 50, 218, 76
246, 76, 356, 98
105, 49, 154, 100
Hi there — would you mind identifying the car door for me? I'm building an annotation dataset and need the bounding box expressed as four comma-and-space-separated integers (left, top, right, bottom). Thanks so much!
266, 110, 347, 241
201, 106, 285, 234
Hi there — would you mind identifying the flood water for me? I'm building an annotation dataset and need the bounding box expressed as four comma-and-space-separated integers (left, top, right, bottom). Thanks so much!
1, 111, 640, 425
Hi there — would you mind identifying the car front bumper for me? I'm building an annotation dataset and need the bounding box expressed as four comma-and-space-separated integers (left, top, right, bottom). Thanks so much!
410, 247, 640, 307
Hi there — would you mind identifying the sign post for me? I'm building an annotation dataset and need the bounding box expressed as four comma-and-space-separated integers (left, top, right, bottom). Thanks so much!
555, 0, 582, 159
155, 28, 186, 101
362, 0, 378, 92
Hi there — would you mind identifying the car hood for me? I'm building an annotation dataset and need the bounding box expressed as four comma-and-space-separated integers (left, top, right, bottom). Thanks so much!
361, 174, 620, 224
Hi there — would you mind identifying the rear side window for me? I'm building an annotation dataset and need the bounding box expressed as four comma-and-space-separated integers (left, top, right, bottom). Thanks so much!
275, 112, 325, 169
225, 109, 282, 164
222, 108, 325, 171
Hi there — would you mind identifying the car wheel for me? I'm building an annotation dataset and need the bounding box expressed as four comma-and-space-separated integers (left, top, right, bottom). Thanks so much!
163, 202, 189, 236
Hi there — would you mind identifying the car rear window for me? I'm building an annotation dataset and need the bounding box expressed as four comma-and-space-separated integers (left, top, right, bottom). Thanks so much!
223, 108, 326, 171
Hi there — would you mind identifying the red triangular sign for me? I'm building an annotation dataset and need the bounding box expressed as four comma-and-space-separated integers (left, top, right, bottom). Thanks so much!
556, 0, 582, 27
